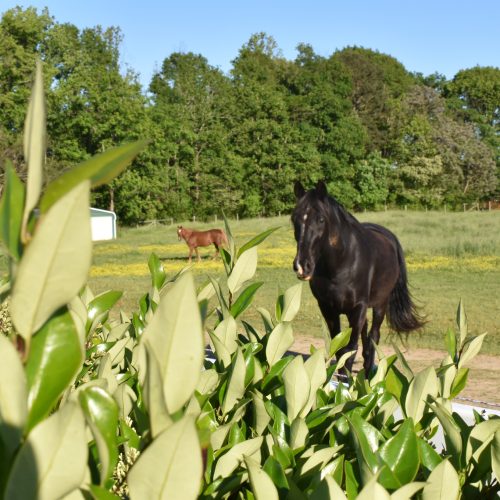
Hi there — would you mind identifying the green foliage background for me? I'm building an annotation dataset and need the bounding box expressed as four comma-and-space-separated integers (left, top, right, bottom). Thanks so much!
1, 7, 499, 225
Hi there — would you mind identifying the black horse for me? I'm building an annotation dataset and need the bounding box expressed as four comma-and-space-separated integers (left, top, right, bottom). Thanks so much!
292, 181, 424, 375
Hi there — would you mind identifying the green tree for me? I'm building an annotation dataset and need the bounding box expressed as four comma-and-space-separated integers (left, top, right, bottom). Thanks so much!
229, 33, 307, 216
149, 51, 238, 220
354, 152, 392, 209
445, 66, 500, 194
0, 7, 54, 177
392, 85, 497, 205
333, 46, 415, 155
286, 44, 367, 207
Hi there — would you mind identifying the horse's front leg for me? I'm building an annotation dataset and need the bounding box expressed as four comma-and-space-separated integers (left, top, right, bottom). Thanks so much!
188, 246, 193, 263
340, 304, 368, 373
195, 247, 201, 262
361, 303, 387, 377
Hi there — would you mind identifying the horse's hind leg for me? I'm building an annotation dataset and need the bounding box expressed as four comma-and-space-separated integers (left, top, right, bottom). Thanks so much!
195, 247, 201, 262
213, 243, 219, 259
362, 304, 386, 376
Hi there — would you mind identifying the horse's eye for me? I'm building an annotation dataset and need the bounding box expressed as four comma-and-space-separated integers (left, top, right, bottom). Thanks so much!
318, 217, 325, 224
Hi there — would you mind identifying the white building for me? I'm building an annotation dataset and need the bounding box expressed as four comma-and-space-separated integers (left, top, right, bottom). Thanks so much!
90, 208, 116, 241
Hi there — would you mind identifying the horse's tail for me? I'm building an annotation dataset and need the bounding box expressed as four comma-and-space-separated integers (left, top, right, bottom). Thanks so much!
387, 238, 425, 333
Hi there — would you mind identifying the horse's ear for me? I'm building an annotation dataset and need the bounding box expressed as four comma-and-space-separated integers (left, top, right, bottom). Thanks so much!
294, 181, 306, 199
315, 180, 328, 200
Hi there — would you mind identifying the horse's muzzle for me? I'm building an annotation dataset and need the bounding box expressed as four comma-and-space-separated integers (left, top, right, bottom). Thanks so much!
293, 257, 313, 281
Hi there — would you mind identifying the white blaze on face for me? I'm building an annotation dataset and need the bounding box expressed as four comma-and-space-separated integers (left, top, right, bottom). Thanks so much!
296, 263, 304, 276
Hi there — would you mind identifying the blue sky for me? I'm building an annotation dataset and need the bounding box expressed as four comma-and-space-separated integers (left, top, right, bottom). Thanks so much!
2, 0, 499, 89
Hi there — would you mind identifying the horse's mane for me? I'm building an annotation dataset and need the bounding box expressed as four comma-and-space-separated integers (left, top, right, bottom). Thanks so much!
325, 195, 361, 229
297, 190, 361, 232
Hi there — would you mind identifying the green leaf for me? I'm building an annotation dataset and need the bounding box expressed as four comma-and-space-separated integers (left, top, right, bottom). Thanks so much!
290, 417, 308, 450
329, 328, 352, 359
208, 330, 232, 368
492, 430, 500, 483
22, 60, 45, 241
208, 276, 229, 318
347, 413, 383, 483
245, 456, 279, 500
0, 162, 25, 261
214, 437, 263, 479
230, 282, 263, 319
344, 460, 360, 499
445, 328, 457, 362
456, 299, 467, 348
0, 335, 27, 463
86, 290, 123, 331
302, 348, 327, 416
390, 482, 426, 500
261, 356, 293, 393
378, 419, 419, 489
79, 386, 119, 487
465, 419, 500, 464
300, 446, 341, 476
266, 322, 294, 366
227, 246, 258, 294
222, 348, 247, 415
128, 415, 202, 500
356, 476, 390, 500
417, 438, 442, 472
141, 272, 204, 414
310, 474, 347, 500
222, 212, 236, 263
391, 342, 413, 380
449, 367, 469, 398
148, 253, 166, 290
421, 459, 459, 500
458, 333, 486, 368
11, 181, 92, 341
252, 391, 271, 435
89, 484, 121, 499
214, 316, 238, 355
141, 345, 171, 438
385, 365, 407, 404
237, 227, 280, 258
404, 366, 438, 423
263, 456, 289, 490
25, 308, 83, 432
5, 401, 87, 500
283, 355, 310, 422
40, 140, 147, 213
280, 283, 302, 322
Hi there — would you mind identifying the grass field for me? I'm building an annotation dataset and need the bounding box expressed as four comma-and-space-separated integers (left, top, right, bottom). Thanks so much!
87, 210, 500, 354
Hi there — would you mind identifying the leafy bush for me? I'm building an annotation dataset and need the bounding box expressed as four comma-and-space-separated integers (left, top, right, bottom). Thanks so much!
1, 63, 500, 499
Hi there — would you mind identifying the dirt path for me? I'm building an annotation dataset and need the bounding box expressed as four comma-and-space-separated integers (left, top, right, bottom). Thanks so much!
291, 335, 500, 409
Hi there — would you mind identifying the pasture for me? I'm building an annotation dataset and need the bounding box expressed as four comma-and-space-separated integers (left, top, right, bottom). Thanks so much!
89, 209, 500, 355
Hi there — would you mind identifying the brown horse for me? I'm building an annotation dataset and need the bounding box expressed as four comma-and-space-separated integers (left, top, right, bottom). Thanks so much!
177, 226, 228, 263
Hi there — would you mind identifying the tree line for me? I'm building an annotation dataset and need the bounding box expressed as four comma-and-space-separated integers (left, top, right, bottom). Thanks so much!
1, 6, 499, 225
